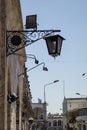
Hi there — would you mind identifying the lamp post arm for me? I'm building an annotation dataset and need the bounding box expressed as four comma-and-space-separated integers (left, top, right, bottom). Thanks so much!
18, 62, 47, 77
44, 80, 59, 87
44, 82, 54, 103
27, 62, 45, 71
44, 80, 59, 102
76, 93, 87, 98
13, 53, 35, 59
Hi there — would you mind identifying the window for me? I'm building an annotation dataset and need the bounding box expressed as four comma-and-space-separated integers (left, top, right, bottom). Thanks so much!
53, 120, 57, 126
58, 120, 61, 126
49, 122, 51, 127
83, 124, 86, 130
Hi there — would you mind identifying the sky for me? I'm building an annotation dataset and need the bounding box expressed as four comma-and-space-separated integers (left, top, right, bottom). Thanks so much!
20, 0, 87, 114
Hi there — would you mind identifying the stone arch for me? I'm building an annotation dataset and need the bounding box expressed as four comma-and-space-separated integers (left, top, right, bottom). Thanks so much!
53, 120, 57, 126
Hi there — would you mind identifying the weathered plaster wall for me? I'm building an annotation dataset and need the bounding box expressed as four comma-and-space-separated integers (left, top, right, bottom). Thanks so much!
0, 0, 26, 130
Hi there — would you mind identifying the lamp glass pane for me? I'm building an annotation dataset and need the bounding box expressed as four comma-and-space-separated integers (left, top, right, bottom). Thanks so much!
49, 40, 56, 53
52, 41, 57, 53
57, 36, 63, 55
46, 37, 57, 54
45, 34, 65, 57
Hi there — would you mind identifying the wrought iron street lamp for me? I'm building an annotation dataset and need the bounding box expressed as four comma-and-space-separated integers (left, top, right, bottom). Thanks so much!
6, 30, 61, 56
44, 34, 65, 58
44, 80, 59, 103
6, 15, 65, 57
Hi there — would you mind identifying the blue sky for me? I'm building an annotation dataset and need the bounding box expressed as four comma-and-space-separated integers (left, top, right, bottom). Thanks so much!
20, 0, 87, 114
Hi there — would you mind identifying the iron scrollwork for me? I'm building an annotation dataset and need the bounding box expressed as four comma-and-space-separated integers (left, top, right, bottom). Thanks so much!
6, 30, 61, 56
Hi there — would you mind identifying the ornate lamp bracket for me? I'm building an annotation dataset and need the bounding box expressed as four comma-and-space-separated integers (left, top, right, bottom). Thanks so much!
6, 29, 61, 56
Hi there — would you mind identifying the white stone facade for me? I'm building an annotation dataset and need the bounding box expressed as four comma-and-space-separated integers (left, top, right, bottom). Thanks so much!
63, 98, 87, 130
47, 114, 63, 130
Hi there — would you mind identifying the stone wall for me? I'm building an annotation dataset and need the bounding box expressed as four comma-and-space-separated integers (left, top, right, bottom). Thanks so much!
0, 0, 26, 130
0, 0, 6, 130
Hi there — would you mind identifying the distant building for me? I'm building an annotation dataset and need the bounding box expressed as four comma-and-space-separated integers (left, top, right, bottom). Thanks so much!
32, 102, 47, 121
31, 103, 63, 130
31, 102, 47, 130
63, 97, 87, 130
47, 113, 63, 130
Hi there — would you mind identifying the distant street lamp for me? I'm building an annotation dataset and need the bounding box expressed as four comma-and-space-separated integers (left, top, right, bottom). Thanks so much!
76, 93, 87, 98
82, 72, 87, 76
43, 80, 59, 121
76, 93, 80, 96
44, 80, 59, 103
